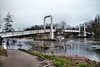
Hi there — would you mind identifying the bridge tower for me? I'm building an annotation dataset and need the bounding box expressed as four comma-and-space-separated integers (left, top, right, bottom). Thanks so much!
44, 15, 54, 39
84, 23, 86, 37
79, 23, 86, 37
79, 24, 81, 37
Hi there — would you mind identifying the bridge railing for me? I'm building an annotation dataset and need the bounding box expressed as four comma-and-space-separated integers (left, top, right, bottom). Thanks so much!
63, 30, 80, 32
0, 29, 80, 37
0, 29, 52, 37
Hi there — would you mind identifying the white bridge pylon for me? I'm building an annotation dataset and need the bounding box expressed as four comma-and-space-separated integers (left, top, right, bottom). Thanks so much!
44, 15, 54, 39
79, 23, 86, 37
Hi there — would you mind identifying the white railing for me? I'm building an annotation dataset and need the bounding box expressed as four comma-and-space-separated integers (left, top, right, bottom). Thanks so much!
0, 29, 51, 37
63, 30, 80, 32
0, 29, 81, 37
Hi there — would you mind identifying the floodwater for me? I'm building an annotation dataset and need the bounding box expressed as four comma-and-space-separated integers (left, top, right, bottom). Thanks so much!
2, 38, 100, 61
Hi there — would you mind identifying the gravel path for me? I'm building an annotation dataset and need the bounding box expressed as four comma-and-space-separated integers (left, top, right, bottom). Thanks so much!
0, 50, 53, 67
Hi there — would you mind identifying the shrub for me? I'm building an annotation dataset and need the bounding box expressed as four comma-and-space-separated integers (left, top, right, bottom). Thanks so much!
0, 46, 7, 56
79, 64, 87, 67
74, 61, 79, 64
53, 61, 64, 67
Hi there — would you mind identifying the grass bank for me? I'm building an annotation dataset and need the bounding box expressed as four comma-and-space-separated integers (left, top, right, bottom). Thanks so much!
19, 49, 100, 67
0, 46, 7, 56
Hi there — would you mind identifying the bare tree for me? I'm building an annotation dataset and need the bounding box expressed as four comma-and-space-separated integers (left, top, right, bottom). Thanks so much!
56, 21, 67, 29
54, 21, 69, 29
0, 13, 3, 29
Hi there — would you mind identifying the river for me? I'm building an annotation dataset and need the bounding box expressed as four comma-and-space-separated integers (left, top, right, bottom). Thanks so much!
2, 38, 100, 61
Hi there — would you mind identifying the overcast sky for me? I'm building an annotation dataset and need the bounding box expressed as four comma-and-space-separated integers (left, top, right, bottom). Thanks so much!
0, 0, 100, 30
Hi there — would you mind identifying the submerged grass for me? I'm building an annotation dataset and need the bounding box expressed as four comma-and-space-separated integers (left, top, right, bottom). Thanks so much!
19, 49, 96, 67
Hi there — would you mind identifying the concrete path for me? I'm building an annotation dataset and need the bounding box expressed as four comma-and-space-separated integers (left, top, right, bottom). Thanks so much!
0, 50, 53, 67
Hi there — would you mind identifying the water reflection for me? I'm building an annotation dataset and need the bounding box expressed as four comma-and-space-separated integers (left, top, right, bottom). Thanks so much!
2, 38, 100, 61
2, 38, 32, 50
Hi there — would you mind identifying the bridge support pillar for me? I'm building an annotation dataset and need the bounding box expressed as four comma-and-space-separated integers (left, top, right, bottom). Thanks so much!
84, 23, 86, 37
79, 23, 87, 37
79, 24, 81, 36
44, 15, 54, 39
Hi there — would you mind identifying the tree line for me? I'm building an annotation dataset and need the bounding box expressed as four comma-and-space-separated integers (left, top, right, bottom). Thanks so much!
24, 21, 77, 31
79, 14, 100, 38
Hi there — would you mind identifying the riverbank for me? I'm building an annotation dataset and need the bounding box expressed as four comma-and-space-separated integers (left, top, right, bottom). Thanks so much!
19, 49, 100, 67
0, 49, 54, 67
0, 46, 7, 56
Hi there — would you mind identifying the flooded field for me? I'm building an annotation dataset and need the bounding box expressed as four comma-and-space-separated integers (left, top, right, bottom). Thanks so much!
2, 38, 100, 61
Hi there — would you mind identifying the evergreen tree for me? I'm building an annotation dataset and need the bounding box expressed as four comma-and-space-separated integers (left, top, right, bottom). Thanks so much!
3, 12, 14, 32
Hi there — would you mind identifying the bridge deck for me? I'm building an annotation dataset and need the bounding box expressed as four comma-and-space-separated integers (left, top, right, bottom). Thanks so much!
0, 29, 80, 37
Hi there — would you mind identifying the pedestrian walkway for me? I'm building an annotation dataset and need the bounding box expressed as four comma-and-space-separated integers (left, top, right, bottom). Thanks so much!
0, 50, 53, 67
